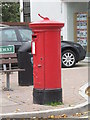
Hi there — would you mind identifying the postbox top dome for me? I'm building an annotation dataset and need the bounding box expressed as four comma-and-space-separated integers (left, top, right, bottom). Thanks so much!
29, 14, 64, 29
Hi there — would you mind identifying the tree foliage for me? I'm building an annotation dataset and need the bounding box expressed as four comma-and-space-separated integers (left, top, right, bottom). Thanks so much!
2, 2, 20, 22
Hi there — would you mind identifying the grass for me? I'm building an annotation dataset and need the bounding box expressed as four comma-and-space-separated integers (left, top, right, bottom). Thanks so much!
46, 102, 63, 106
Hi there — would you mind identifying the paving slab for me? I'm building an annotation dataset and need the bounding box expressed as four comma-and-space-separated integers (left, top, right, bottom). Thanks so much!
0, 62, 89, 118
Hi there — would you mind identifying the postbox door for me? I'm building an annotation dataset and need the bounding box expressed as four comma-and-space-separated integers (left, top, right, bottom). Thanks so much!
32, 33, 45, 89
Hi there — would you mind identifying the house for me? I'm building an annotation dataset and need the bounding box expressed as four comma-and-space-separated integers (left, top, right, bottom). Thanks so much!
20, 0, 90, 56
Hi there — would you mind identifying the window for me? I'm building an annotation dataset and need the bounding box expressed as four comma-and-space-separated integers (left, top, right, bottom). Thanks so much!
19, 29, 32, 41
23, 2, 31, 22
0, 29, 17, 41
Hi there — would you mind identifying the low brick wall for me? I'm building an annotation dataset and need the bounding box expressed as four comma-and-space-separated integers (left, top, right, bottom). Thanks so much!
0, 22, 30, 26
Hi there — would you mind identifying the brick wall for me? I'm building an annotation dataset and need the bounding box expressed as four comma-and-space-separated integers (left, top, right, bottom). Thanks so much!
0, 22, 30, 26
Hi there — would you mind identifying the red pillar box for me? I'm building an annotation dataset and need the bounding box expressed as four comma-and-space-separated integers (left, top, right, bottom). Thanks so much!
29, 14, 64, 105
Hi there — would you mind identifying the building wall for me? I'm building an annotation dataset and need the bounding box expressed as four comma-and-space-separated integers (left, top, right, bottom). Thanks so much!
30, 1, 88, 41
30, 0, 67, 40
30, 1, 63, 22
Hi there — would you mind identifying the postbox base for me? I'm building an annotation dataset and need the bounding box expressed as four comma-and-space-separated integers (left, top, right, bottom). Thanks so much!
33, 88, 62, 105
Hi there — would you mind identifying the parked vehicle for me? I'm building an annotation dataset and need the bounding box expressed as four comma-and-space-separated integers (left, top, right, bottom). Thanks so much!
61, 41, 86, 68
0, 25, 32, 53
0, 25, 86, 68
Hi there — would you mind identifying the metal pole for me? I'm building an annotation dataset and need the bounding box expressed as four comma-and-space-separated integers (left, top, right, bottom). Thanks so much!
6, 73, 10, 90
20, 0, 24, 22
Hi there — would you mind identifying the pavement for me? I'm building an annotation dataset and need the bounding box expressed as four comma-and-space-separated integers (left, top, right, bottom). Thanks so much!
0, 61, 90, 119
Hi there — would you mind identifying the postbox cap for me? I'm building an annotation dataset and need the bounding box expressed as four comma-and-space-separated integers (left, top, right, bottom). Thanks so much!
29, 14, 64, 29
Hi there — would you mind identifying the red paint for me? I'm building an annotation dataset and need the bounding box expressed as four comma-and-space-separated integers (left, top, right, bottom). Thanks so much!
29, 14, 64, 90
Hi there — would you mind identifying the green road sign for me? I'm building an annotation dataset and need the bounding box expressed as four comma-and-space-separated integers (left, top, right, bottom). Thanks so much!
0, 45, 15, 54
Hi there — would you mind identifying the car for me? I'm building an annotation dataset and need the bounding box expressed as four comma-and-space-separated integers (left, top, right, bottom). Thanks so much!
61, 41, 86, 68
0, 24, 32, 53
0, 25, 86, 68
